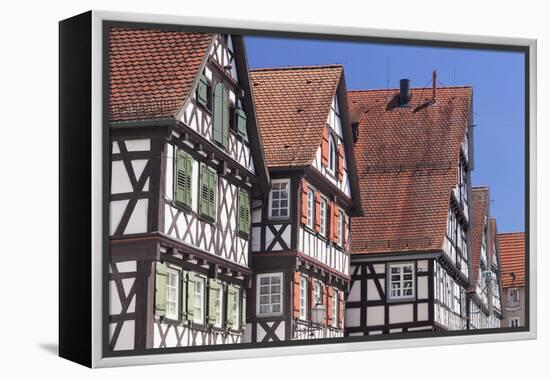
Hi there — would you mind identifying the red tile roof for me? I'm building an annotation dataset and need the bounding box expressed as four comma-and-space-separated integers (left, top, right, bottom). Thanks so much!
109, 27, 213, 122
348, 86, 472, 254
249, 65, 343, 167
498, 232, 526, 288
470, 187, 489, 289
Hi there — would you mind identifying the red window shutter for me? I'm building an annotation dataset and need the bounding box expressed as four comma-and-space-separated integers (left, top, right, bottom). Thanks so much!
338, 291, 344, 328
314, 191, 321, 232
321, 127, 329, 166
327, 287, 333, 323
337, 143, 344, 181
292, 271, 301, 319
300, 179, 308, 225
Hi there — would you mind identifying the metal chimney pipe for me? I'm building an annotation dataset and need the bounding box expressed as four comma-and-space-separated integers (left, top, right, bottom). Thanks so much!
399, 79, 411, 106
432, 70, 437, 103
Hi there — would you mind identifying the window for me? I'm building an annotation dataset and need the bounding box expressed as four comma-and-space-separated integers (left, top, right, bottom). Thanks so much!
319, 197, 328, 237
328, 135, 337, 173
314, 281, 322, 306
509, 317, 520, 327
299, 276, 308, 320
165, 268, 179, 320
174, 148, 193, 208
196, 74, 212, 110
237, 189, 250, 237
199, 165, 217, 220
332, 288, 338, 327
214, 284, 223, 328
389, 263, 415, 300
193, 276, 206, 324
508, 288, 520, 306
257, 273, 283, 316
306, 188, 315, 229
337, 210, 345, 247
269, 179, 290, 219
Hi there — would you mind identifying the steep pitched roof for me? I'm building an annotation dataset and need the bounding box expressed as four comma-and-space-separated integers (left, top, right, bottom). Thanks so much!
498, 232, 526, 288
470, 187, 489, 289
349, 86, 472, 254
109, 27, 213, 122
249, 65, 343, 167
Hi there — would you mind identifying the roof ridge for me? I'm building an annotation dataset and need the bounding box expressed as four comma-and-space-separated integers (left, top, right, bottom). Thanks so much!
348, 85, 473, 93
250, 64, 343, 72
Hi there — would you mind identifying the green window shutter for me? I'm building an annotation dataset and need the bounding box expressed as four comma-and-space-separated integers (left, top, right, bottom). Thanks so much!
200, 166, 217, 220
226, 285, 235, 327
174, 149, 192, 208
186, 272, 196, 321
213, 83, 228, 147
179, 271, 188, 320
155, 262, 167, 316
236, 108, 247, 138
207, 279, 219, 326
208, 170, 217, 219
241, 288, 247, 330
238, 189, 250, 236
197, 75, 209, 106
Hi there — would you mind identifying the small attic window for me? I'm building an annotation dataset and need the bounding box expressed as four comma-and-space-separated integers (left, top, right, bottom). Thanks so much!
328, 135, 337, 173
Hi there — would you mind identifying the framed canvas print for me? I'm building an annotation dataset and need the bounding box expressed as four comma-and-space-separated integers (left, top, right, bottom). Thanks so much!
59, 10, 537, 368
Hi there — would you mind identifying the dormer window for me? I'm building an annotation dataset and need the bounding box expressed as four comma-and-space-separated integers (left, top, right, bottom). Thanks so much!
328, 135, 337, 174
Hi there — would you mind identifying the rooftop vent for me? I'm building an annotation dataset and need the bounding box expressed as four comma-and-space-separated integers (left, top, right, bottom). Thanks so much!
399, 79, 411, 106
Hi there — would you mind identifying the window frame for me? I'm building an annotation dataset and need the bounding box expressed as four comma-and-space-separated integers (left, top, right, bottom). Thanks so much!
328, 134, 337, 174
388, 262, 416, 301
332, 288, 339, 327
165, 267, 180, 320
256, 272, 283, 317
509, 317, 520, 327
214, 283, 224, 329
319, 196, 328, 237
268, 179, 291, 220
299, 275, 308, 321
508, 288, 520, 305
306, 187, 315, 230
231, 288, 240, 331
193, 275, 206, 324
337, 209, 345, 247
313, 280, 322, 306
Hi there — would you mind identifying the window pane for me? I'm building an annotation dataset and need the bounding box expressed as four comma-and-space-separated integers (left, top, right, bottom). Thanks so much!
260, 277, 270, 285
271, 275, 281, 284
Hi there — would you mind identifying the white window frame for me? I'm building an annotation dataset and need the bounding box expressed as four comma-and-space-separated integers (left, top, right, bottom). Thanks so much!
332, 288, 338, 327
328, 135, 337, 174
214, 284, 224, 328
193, 275, 206, 324
388, 263, 415, 300
319, 196, 328, 237
306, 188, 315, 229
268, 179, 290, 220
313, 281, 322, 306
509, 317, 520, 327
165, 268, 180, 320
300, 275, 308, 320
256, 272, 283, 316
231, 289, 240, 330
337, 209, 345, 247
508, 288, 520, 305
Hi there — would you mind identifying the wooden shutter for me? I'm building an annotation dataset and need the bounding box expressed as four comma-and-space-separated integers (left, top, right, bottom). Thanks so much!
238, 189, 250, 237
338, 291, 344, 328
186, 272, 196, 321
155, 262, 167, 316
321, 126, 329, 166
197, 75, 209, 106
292, 271, 301, 319
208, 169, 217, 219
327, 287, 333, 324
207, 279, 219, 325
237, 108, 247, 138
179, 271, 188, 320
314, 192, 321, 232
300, 179, 308, 225
337, 143, 344, 181
175, 149, 192, 208
321, 284, 327, 325
213, 83, 228, 147
200, 166, 216, 220
241, 288, 247, 330
226, 285, 235, 327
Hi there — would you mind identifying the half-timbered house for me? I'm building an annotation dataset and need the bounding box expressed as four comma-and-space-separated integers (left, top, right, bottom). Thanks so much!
498, 232, 526, 327
345, 78, 474, 335
245, 65, 363, 342
107, 28, 270, 352
468, 187, 502, 329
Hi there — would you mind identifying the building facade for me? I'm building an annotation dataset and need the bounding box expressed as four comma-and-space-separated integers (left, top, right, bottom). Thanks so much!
107, 28, 270, 352
468, 188, 502, 329
345, 79, 475, 336
498, 232, 526, 328
245, 65, 362, 342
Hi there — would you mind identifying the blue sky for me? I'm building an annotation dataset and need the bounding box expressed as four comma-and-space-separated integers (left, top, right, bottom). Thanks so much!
245, 36, 525, 233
